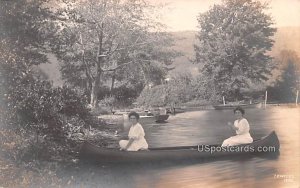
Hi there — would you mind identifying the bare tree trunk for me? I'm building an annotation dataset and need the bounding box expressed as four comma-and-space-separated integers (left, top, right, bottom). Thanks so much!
90, 56, 103, 108
86, 78, 92, 93
79, 33, 94, 103
90, 75, 100, 107
90, 14, 105, 108
110, 70, 116, 95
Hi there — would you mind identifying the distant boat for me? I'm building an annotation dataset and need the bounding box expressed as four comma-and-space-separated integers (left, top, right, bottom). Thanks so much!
123, 112, 169, 125
140, 114, 169, 123
80, 131, 280, 163
166, 107, 186, 114
213, 103, 261, 110
155, 114, 169, 122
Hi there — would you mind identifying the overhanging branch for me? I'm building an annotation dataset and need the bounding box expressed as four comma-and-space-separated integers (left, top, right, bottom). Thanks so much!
102, 61, 134, 72
102, 59, 153, 72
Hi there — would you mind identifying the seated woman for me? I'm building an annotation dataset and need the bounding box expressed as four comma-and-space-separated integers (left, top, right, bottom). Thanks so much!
119, 111, 148, 151
221, 107, 253, 147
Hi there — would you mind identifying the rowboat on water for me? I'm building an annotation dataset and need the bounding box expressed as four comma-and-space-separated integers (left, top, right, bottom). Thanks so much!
80, 131, 279, 163
154, 114, 169, 122
166, 107, 186, 114
139, 114, 169, 124
213, 103, 261, 110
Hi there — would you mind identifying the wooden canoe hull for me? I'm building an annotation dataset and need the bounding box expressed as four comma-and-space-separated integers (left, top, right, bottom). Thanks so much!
80, 131, 280, 163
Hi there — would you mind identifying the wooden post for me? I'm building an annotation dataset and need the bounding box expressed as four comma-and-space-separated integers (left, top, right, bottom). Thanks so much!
223, 96, 226, 106
264, 90, 268, 109
296, 90, 299, 106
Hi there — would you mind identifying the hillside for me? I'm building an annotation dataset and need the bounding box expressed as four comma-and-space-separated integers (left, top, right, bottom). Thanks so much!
271, 27, 300, 57
169, 27, 300, 76
38, 27, 300, 85
168, 31, 198, 77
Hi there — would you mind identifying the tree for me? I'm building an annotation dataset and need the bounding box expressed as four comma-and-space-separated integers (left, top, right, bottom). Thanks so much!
136, 72, 195, 107
136, 85, 166, 107
194, 0, 276, 101
165, 72, 195, 105
0, 0, 51, 126
49, 0, 177, 108
0, 0, 50, 66
268, 51, 300, 102
0, 1, 102, 165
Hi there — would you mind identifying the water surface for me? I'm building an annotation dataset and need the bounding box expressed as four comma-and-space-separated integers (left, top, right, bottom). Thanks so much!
68, 107, 300, 188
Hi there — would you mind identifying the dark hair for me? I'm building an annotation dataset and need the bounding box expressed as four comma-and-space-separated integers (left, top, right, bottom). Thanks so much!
233, 106, 245, 115
128, 111, 140, 120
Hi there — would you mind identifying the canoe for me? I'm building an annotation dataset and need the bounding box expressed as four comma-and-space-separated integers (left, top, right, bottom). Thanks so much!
80, 131, 280, 163
166, 107, 186, 114
140, 114, 169, 124
155, 114, 169, 122
213, 103, 261, 110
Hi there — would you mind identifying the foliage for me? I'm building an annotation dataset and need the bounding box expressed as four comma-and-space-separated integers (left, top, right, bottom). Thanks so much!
2, 80, 91, 137
0, 125, 82, 187
0, 0, 53, 127
194, 0, 276, 101
0, 58, 92, 164
0, 46, 91, 131
0, 59, 94, 171
136, 85, 166, 107
0, 2, 117, 180
0, 0, 50, 66
113, 84, 144, 106
267, 58, 300, 102
136, 72, 196, 107
0, 0, 138, 167
191, 74, 220, 102
165, 72, 195, 105
48, 0, 178, 107
96, 84, 143, 108
0, 34, 91, 165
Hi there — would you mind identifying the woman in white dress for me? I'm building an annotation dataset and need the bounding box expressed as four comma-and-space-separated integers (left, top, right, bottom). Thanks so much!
119, 111, 148, 151
222, 107, 253, 147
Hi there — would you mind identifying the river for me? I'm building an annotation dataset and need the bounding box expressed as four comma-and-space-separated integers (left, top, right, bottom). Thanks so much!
63, 106, 300, 188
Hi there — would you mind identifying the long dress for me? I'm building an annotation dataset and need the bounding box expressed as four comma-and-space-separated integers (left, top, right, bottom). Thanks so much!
119, 123, 148, 151
221, 118, 253, 147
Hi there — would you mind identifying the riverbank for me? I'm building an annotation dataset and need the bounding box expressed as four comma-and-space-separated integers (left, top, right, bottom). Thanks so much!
1, 107, 299, 187
0, 116, 121, 187
97, 114, 124, 125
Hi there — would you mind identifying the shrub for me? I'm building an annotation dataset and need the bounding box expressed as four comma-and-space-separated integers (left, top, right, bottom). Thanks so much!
0, 58, 95, 163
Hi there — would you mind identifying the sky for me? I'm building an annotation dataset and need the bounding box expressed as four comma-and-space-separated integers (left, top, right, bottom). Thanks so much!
150, 0, 300, 31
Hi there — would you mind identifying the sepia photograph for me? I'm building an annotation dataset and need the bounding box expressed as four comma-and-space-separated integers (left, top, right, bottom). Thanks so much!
0, 0, 299, 187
